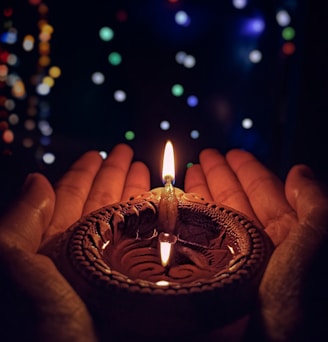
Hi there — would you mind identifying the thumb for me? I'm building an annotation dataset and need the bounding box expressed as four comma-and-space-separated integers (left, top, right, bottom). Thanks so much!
0, 173, 55, 252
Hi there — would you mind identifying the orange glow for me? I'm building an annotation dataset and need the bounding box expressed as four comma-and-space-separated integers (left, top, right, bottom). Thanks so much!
162, 140, 175, 182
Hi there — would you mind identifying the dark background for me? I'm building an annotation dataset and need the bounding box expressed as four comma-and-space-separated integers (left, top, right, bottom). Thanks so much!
0, 0, 327, 211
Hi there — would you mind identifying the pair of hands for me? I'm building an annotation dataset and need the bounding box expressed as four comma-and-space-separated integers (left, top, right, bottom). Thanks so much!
0, 144, 327, 341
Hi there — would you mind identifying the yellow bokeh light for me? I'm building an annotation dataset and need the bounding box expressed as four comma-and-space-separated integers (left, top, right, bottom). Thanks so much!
11, 80, 26, 98
42, 76, 54, 87
42, 24, 54, 34
49, 66, 61, 78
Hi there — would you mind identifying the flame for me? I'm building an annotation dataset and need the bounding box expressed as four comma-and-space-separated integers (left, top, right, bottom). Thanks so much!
160, 240, 172, 267
162, 140, 175, 183
159, 232, 177, 267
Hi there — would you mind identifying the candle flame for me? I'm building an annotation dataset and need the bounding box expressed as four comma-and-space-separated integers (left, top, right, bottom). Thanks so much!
162, 140, 175, 183
160, 241, 172, 267
158, 232, 177, 267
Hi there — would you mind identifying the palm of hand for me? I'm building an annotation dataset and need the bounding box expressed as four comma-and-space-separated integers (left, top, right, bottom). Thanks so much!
185, 148, 328, 341
0, 144, 150, 341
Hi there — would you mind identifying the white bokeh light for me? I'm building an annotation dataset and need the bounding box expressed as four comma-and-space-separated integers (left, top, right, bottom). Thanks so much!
42, 152, 56, 164
114, 90, 127, 102
249, 50, 262, 63
232, 0, 247, 9
99, 151, 108, 159
276, 10, 291, 27
91, 72, 105, 85
242, 118, 253, 129
183, 55, 196, 68
175, 11, 191, 26
160, 120, 170, 131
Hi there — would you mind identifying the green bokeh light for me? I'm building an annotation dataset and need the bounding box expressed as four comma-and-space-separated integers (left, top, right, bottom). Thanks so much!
99, 27, 114, 41
171, 84, 184, 97
125, 130, 135, 141
108, 52, 122, 65
282, 27, 295, 40
186, 162, 194, 169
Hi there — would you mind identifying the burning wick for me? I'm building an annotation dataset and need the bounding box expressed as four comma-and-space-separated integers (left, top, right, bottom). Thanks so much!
158, 141, 179, 234
158, 140, 179, 267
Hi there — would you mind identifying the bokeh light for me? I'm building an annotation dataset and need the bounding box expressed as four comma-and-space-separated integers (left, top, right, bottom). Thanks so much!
36, 83, 50, 95
183, 55, 196, 68
99, 26, 114, 41
49, 66, 61, 78
249, 49, 262, 63
187, 95, 199, 107
42, 152, 55, 164
232, 0, 248, 9
276, 10, 291, 27
125, 130, 135, 141
160, 120, 170, 130
282, 27, 295, 40
175, 51, 186, 64
108, 52, 122, 65
2, 129, 14, 143
99, 151, 108, 159
242, 118, 253, 129
113, 90, 127, 102
91, 72, 105, 85
282, 42, 296, 55
171, 84, 184, 96
190, 130, 200, 139
175, 11, 191, 26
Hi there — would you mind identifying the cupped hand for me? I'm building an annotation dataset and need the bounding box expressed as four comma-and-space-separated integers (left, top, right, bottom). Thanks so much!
0, 144, 150, 342
185, 148, 328, 341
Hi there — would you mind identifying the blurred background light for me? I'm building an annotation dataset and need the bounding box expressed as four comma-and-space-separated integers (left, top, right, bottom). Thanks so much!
190, 130, 200, 139
160, 120, 170, 130
276, 10, 291, 27
232, 0, 248, 10
282, 27, 295, 40
171, 84, 184, 96
249, 49, 262, 63
186, 95, 199, 107
125, 130, 135, 141
175, 11, 191, 27
242, 118, 253, 129
99, 26, 114, 41
114, 90, 126, 102
108, 52, 122, 65
91, 72, 105, 85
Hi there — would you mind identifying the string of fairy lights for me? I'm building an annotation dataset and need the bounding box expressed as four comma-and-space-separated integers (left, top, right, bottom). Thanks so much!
0, 0, 298, 167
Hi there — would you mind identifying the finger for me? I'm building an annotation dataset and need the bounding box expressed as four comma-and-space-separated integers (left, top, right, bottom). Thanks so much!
47, 151, 103, 239
184, 164, 213, 201
199, 148, 256, 220
121, 161, 151, 201
0, 173, 55, 252
226, 149, 294, 244
286, 164, 328, 232
83, 144, 134, 214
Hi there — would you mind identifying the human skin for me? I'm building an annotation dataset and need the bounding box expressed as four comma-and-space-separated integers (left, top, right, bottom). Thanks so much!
185, 148, 328, 341
0, 145, 327, 341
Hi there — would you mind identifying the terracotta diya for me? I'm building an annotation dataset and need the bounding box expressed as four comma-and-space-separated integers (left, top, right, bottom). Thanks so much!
48, 141, 273, 340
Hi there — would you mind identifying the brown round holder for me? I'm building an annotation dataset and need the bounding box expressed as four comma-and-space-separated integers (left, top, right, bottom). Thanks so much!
50, 190, 273, 340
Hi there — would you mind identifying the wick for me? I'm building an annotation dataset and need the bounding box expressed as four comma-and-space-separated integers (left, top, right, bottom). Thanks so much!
158, 175, 178, 234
